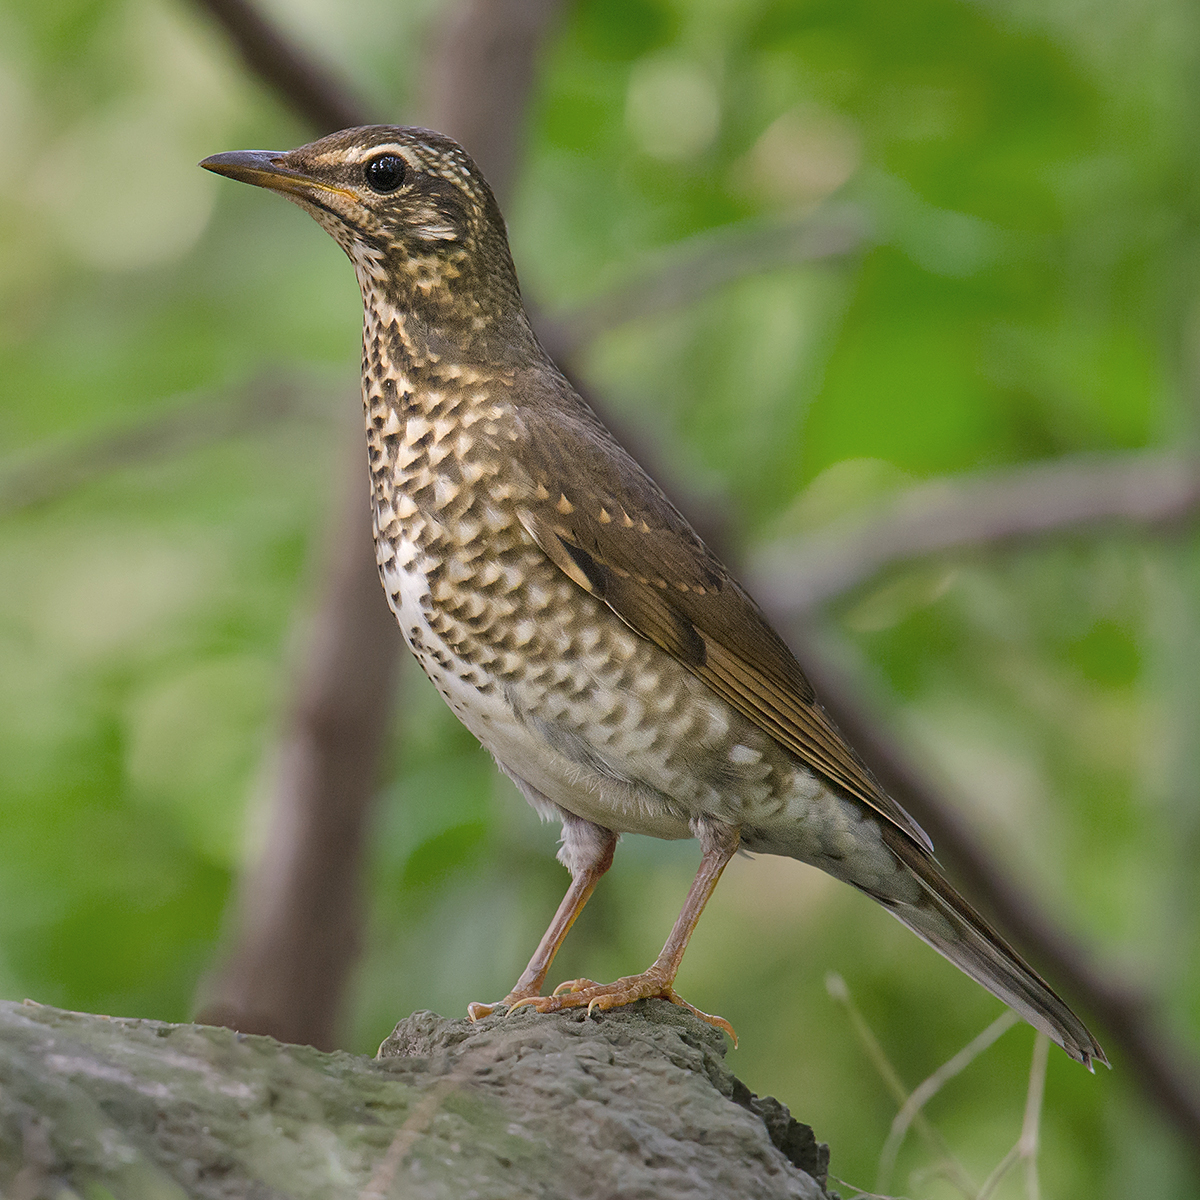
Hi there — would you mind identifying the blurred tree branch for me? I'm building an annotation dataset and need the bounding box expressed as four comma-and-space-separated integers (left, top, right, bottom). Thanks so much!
749, 451, 1200, 1152
181, 0, 1200, 1154
537, 203, 867, 363
0, 375, 331, 517
415, 0, 561, 203
751, 450, 1200, 615
191, 0, 394, 1050
195, 455, 400, 1049
194, 0, 370, 131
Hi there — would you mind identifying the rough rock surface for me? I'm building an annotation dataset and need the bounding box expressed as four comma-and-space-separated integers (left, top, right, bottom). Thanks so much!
0, 997, 830, 1199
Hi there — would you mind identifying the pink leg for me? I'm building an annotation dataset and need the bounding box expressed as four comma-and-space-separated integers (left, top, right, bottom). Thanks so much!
508, 823, 740, 1040
467, 828, 617, 1020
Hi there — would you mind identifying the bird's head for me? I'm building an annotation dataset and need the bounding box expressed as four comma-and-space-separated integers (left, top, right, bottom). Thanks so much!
202, 125, 534, 362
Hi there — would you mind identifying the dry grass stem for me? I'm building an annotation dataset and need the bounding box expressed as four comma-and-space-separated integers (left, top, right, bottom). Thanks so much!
829, 1178, 905, 1200
826, 972, 977, 1197
877, 1009, 1020, 1192
974, 1032, 1049, 1200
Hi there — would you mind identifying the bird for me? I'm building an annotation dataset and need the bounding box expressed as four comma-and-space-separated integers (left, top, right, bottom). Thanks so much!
201, 125, 1106, 1069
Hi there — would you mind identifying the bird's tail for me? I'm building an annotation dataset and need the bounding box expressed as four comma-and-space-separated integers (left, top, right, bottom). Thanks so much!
869, 822, 1108, 1070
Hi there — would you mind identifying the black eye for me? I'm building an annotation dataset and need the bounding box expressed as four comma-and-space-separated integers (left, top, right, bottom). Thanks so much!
364, 154, 406, 193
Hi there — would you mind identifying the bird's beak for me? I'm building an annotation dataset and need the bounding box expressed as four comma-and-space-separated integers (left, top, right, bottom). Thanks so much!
200, 150, 358, 203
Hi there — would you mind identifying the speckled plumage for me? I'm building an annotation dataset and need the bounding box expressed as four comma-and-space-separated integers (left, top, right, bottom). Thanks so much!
361, 328, 904, 884
202, 126, 1106, 1068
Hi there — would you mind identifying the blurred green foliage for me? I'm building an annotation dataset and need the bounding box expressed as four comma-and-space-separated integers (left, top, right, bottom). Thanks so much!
2, 0, 1199, 1195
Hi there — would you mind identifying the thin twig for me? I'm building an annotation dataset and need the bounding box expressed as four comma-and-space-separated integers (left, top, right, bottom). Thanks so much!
358, 1065, 465, 1200
1022, 1035, 1049, 1200
358, 1038, 508, 1200
539, 204, 867, 362
827, 972, 977, 1198
877, 1010, 1020, 1193
359, 1080, 458, 1200
0, 376, 330, 517
752, 451, 1200, 616
1020, 1035, 1050, 1200
827, 1180, 903, 1200
975, 1033, 1049, 1200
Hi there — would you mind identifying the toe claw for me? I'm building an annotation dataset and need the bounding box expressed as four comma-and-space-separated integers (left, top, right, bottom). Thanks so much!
504, 996, 542, 1016
552, 978, 598, 997
665, 989, 738, 1046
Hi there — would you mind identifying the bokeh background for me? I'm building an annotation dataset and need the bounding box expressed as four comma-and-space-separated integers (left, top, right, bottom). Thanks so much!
2, 0, 1199, 1195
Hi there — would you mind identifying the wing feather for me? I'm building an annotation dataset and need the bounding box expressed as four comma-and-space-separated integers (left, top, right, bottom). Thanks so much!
514, 389, 934, 855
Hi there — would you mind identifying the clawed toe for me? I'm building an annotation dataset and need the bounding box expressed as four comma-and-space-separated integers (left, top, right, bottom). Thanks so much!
552, 978, 600, 997
504, 995, 547, 1016
467, 1000, 503, 1021
661, 989, 739, 1046
467, 993, 548, 1020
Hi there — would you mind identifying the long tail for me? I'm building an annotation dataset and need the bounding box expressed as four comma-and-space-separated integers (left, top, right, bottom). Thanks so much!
869, 823, 1108, 1070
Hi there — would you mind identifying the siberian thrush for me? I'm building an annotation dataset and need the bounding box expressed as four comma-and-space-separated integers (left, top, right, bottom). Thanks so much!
202, 126, 1106, 1068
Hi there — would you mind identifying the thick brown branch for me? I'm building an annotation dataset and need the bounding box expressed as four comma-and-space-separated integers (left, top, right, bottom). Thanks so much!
752, 451, 1200, 615
0, 1001, 831, 1199
193, 0, 371, 131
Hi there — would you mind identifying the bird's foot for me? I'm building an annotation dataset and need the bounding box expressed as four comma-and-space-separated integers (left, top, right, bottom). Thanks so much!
506, 970, 737, 1044
467, 985, 545, 1022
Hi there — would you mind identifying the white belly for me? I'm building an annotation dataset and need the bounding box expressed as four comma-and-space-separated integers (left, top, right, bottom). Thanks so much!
379, 539, 696, 840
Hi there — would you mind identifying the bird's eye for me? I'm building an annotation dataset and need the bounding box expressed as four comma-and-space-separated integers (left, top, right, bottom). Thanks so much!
364, 154, 406, 193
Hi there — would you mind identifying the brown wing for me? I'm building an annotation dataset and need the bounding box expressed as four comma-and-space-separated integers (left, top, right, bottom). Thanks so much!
514, 381, 934, 855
